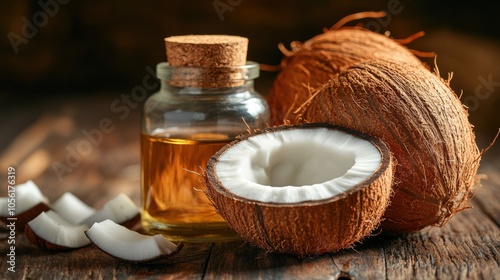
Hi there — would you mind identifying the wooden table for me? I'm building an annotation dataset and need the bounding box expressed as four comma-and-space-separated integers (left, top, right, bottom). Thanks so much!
1, 94, 499, 279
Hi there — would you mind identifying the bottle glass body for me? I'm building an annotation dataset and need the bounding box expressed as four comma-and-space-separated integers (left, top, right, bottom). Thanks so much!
141, 62, 269, 242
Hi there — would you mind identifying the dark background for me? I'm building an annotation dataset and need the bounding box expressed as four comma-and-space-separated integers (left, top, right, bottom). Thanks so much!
1, 0, 499, 162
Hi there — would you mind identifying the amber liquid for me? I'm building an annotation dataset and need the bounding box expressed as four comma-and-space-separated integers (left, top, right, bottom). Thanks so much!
141, 132, 240, 242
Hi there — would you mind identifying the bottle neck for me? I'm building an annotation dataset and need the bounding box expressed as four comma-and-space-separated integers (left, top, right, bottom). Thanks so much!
161, 79, 256, 95
156, 61, 260, 89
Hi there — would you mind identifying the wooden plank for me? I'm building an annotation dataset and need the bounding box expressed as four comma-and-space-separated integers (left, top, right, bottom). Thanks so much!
204, 241, 338, 279
0, 94, 143, 206
382, 203, 499, 280
1, 235, 212, 280
473, 166, 500, 226
331, 242, 386, 280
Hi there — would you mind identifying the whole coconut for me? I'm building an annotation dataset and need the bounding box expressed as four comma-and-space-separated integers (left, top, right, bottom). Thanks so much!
298, 60, 480, 233
267, 27, 425, 124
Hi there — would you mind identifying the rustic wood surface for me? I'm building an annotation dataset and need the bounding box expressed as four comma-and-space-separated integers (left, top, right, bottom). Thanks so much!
0, 94, 499, 280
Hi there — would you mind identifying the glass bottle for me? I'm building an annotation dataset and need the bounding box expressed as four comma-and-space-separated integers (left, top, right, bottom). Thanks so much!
141, 61, 269, 242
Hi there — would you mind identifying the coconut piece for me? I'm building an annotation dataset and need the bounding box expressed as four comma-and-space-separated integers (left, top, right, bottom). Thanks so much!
300, 60, 480, 233
25, 210, 91, 251
51, 192, 96, 225
85, 219, 183, 263
205, 123, 394, 257
0, 180, 50, 231
81, 193, 140, 228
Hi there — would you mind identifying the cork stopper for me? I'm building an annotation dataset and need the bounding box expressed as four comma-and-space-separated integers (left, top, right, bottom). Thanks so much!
164, 35, 249, 87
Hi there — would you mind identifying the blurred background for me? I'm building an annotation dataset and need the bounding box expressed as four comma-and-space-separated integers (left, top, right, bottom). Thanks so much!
0, 0, 499, 186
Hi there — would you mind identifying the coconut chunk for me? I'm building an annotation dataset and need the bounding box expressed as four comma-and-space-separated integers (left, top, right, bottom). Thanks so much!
51, 192, 96, 225
81, 193, 140, 228
85, 219, 182, 262
0, 180, 50, 230
25, 210, 91, 250
0, 180, 49, 215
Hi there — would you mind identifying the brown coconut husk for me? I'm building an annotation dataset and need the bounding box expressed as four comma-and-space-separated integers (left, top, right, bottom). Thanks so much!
266, 12, 433, 124
298, 60, 480, 233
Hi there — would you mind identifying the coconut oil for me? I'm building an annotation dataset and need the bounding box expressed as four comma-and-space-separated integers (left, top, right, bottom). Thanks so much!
141, 132, 236, 241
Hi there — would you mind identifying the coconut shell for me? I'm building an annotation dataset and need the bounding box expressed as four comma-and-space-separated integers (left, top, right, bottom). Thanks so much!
299, 60, 480, 233
205, 123, 394, 257
267, 27, 424, 123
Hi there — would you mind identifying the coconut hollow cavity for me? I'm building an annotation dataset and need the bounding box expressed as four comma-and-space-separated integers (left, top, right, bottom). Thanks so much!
214, 125, 382, 203
205, 123, 394, 256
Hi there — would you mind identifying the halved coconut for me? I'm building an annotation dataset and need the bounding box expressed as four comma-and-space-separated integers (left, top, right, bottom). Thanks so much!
205, 123, 394, 256
81, 193, 140, 228
0, 180, 50, 230
85, 219, 183, 263
25, 210, 91, 251
51, 192, 96, 225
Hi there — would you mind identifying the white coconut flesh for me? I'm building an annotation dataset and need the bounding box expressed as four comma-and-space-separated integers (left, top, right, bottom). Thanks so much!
51, 192, 96, 225
86, 219, 178, 262
216, 127, 382, 203
82, 193, 139, 227
27, 210, 91, 248
0, 180, 49, 215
